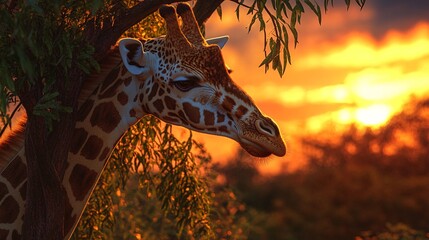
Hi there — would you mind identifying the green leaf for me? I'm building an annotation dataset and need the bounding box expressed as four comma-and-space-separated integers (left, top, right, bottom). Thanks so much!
14, 44, 35, 81
295, 0, 305, 12
248, 14, 258, 33
356, 0, 366, 8
282, 25, 291, 63
259, 38, 277, 68
256, 0, 267, 11
275, 0, 285, 20
33, 91, 72, 131
0, 62, 14, 92
289, 23, 299, 47
345, 0, 351, 8
247, 1, 256, 15
257, 12, 265, 31
291, 6, 297, 27
284, 0, 293, 11
216, 5, 222, 20
304, 0, 322, 24
235, 1, 241, 20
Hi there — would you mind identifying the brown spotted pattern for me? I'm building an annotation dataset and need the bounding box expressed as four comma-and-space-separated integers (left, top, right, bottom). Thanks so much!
117, 92, 128, 105
0, 182, 7, 199
123, 76, 132, 86
203, 110, 215, 126
70, 128, 89, 154
153, 99, 165, 113
0, 196, 19, 223
183, 102, 200, 124
100, 66, 120, 92
69, 164, 98, 201
1, 157, 26, 188
129, 109, 136, 117
164, 96, 177, 110
90, 102, 121, 133
98, 147, 111, 161
81, 135, 104, 160
221, 96, 236, 113
99, 78, 124, 99
77, 99, 94, 122
235, 105, 249, 119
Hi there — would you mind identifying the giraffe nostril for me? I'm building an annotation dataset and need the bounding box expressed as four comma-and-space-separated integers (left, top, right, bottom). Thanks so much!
255, 119, 276, 137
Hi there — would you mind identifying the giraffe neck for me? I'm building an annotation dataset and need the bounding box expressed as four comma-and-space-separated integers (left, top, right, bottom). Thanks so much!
63, 62, 149, 237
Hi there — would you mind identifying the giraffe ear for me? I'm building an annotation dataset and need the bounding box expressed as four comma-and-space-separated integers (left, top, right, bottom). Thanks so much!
206, 35, 229, 49
118, 38, 150, 76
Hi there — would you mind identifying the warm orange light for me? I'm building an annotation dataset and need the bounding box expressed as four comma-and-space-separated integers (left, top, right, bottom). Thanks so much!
355, 104, 392, 126
297, 23, 429, 69
201, 4, 429, 171
337, 108, 353, 124
295, 23, 429, 131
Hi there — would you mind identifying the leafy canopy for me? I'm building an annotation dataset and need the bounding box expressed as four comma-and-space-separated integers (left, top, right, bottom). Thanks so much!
228, 0, 365, 76
0, 0, 103, 129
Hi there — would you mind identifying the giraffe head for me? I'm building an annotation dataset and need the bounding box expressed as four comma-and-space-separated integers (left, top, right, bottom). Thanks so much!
118, 3, 286, 157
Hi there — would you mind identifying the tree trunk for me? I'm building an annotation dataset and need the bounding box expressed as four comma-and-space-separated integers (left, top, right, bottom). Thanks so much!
20, 69, 81, 239
22, 114, 66, 239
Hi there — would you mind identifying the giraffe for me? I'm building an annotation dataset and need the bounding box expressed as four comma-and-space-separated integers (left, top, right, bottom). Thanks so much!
0, 3, 286, 239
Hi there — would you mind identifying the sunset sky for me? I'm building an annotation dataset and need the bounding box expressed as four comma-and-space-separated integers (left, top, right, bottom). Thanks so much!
191, 0, 429, 173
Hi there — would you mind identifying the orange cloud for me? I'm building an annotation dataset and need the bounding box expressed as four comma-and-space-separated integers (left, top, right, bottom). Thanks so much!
297, 23, 429, 69
201, 1, 429, 171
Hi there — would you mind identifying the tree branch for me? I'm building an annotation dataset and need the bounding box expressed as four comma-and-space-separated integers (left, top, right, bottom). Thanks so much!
193, 0, 224, 26
92, 0, 187, 61
90, 0, 225, 61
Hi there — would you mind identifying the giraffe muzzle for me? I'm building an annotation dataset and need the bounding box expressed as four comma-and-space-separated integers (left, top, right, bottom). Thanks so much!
238, 118, 286, 157
257, 118, 286, 157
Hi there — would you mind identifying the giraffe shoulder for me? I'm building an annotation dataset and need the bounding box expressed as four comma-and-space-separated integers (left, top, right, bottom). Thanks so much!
0, 113, 26, 172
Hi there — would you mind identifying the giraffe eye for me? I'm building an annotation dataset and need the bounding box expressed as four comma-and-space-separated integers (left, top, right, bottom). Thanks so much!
173, 76, 200, 92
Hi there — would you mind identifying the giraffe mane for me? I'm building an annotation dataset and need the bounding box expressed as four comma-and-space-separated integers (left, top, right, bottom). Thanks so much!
0, 113, 26, 171
78, 45, 123, 107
